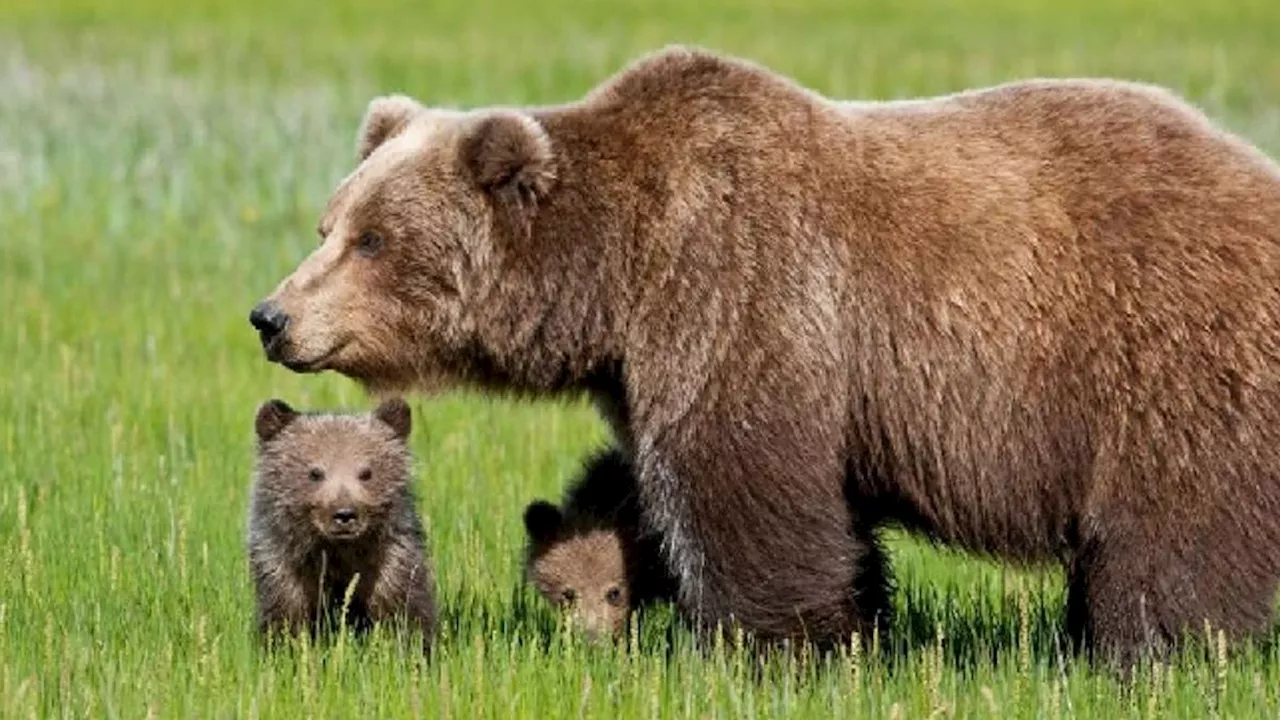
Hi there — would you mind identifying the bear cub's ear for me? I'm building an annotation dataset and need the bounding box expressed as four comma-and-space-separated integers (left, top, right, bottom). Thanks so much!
461, 111, 557, 207
357, 94, 424, 161
523, 500, 564, 545
255, 399, 298, 442
373, 397, 412, 440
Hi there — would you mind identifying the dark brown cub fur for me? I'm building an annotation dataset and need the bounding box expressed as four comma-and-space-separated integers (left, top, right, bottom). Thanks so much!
247, 397, 437, 649
523, 448, 678, 640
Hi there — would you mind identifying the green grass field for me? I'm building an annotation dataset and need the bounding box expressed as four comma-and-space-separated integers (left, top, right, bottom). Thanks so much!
3, 0, 1280, 716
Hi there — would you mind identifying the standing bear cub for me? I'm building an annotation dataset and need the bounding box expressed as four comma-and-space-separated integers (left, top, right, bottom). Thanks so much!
523, 448, 678, 641
247, 397, 437, 649
249, 45, 1280, 665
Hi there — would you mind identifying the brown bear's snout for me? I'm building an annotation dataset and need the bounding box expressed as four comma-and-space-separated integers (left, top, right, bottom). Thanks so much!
316, 504, 366, 539
249, 301, 290, 355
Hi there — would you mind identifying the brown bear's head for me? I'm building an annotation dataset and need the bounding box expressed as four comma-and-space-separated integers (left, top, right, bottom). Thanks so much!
249, 94, 557, 395
522, 500, 632, 641
253, 397, 415, 543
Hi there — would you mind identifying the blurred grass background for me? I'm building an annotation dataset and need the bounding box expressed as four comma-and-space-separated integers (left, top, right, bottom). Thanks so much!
1, 0, 1278, 717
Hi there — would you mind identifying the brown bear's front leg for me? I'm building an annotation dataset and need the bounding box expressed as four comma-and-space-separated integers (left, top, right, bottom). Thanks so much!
250, 561, 314, 642
634, 424, 887, 649
366, 537, 438, 650
256, 597, 313, 642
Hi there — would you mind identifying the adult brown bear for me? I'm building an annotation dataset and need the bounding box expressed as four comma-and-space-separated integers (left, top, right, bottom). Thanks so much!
249, 45, 1280, 665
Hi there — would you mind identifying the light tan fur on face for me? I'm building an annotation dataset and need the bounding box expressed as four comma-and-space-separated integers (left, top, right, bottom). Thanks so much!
304, 446, 376, 539
259, 413, 407, 541
260, 111, 490, 383
529, 530, 631, 639
254, 97, 563, 395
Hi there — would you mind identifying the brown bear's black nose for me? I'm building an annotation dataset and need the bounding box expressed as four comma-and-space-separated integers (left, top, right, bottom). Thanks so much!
249, 301, 289, 346
332, 508, 358, 525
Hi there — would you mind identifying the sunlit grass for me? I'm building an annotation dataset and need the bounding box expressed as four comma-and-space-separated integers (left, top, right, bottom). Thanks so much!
2, 0, 1279, 716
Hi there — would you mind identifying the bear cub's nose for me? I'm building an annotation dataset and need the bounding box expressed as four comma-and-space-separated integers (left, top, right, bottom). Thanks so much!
332, 508, 358, 525
249, 301, 289, 346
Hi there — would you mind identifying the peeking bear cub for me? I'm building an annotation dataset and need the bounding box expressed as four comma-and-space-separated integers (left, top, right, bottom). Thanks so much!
523, 449, 677, 640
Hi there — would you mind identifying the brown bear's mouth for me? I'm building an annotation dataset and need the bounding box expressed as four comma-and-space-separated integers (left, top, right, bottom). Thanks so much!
313, 516, 368, 541
279, 342, 348, 374
282, 356, 326, 373
260, 333, 286, 362
322, 527, 365, 541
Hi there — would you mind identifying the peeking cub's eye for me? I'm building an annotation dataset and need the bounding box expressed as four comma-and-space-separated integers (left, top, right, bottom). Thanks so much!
605, 587, 623, 606
358, 468, 372, 482
356, 230, 384, 257
308, 468, 324, 483
560, 589, 576, 605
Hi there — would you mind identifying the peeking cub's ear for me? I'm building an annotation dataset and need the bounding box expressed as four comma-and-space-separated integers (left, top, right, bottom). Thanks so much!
357, 94, 424, 161
373, 397, 412, 440
460, 110, 557, 211
523, 500, 564, 545
255, 399, 298, 443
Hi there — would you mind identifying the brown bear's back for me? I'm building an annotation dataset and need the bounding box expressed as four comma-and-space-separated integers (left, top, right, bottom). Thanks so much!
535, 51, 1280, 561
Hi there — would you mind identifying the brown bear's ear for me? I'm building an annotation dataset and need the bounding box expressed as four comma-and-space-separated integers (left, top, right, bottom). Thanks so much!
255, 399, 298, 442
357, 94, 423, 161
523, 500, 563, 544
373, 397, 412, 440
460, 111, 557, 211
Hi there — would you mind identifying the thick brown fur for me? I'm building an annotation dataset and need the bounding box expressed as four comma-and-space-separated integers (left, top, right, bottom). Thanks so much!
523, 448, 679, 640
251, 45, 1280, 666
247, 397, 437, 650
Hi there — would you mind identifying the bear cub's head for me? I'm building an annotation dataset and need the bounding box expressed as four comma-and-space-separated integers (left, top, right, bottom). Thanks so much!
253, 397, 414, 544
522, 500, 634, 641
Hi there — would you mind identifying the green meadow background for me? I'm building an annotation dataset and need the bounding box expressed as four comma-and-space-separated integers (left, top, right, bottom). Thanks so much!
3, 0, 1280, 717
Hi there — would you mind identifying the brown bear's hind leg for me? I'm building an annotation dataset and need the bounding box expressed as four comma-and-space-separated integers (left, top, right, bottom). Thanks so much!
1067, 518, 1280, 669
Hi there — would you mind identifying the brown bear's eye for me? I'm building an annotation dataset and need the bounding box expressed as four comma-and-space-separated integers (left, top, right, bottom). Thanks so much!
605, 587, 623, 606
358, 468, 372, 482
560, 589, 576, 604
356, 230, 384, 257
308, 468, 324, 483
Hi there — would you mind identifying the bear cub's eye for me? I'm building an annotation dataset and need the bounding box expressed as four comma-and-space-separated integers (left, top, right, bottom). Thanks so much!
356, 230, 384, 257
560, 588, 576, 604
358, 468, 372, 482
308, 468, 324, 483
605, 587, 623, 606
